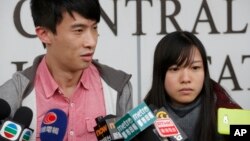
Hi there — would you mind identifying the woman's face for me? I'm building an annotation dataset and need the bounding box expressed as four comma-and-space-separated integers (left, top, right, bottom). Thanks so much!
164, 47, 204, 107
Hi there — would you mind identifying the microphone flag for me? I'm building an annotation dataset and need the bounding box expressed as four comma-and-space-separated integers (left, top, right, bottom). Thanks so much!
0, 121, 23, 140
154, 107, 187, 141
40, 109, 67, 141
94, 115, 123, 141
115, 101, 156, 141
154, 107, 180, 137
18, 128, 33, 141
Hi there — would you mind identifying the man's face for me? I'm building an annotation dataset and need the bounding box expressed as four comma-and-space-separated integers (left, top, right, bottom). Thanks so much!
46, 11, 98, 72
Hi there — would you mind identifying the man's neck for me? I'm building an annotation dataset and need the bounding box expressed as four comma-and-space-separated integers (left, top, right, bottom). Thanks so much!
46, 61, 83, 97
54, 70, 83, 98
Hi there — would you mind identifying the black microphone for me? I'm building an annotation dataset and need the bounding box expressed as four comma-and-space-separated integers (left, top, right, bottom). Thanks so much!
94, 114, 124, 141
14, 107, 34, 141
134, 124, 164, 141
40, 109, 68, 141
0, 99, 11, 121
0, 106, 33, 141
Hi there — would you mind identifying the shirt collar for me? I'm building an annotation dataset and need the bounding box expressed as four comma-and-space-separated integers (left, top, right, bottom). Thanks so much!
38, 58, 97, 98
80, 63, 96, 90
37, 57, 59, 98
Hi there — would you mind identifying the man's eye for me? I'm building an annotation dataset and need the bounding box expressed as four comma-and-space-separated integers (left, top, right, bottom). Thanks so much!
75, 29, 83, 32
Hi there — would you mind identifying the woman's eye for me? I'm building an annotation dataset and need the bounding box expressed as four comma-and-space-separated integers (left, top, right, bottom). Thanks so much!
192, 66, 201, 70
169, 67, 179, 71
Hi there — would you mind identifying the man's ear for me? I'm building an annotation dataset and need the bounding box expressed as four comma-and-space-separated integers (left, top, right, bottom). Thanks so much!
35, 26, 52, 45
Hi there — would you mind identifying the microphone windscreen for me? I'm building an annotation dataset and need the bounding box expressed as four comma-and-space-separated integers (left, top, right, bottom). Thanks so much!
0, 99, 11, 120
13, 106, 33, 128
40, 109, 67, 141
103, 114, 116, 120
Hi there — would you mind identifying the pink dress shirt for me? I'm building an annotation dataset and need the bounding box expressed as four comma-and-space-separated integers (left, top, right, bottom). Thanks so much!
35, 57, 106, 141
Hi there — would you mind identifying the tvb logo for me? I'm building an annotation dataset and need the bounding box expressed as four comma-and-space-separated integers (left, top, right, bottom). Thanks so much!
0, 121, 22, 140
230, 125, 250, 141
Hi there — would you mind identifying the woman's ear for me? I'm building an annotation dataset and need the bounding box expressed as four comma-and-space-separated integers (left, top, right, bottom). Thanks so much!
35, 26, 52, 46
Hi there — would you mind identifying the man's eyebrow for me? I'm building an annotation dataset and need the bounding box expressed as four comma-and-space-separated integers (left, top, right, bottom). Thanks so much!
70, 22, 98, 29
71, 23, 85, 28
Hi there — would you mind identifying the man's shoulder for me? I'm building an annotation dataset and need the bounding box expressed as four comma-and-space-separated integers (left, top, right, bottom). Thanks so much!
92, 60, 131, 78
92, 60, 132, 92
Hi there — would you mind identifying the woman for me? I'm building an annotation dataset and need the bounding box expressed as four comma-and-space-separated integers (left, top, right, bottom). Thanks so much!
144, 31, 241, 141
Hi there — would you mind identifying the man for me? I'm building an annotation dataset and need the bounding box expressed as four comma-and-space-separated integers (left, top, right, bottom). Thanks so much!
0, 0, 132, 140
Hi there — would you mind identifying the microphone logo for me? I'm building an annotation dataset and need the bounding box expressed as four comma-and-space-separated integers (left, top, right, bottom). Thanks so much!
43, 112, 57, 125
0, 121, 22, 140
154, 118, 180, 137
115, 102, 156, 141
19, 128, 33, 141
40, 109, 67, 141
156, 111, 168, 119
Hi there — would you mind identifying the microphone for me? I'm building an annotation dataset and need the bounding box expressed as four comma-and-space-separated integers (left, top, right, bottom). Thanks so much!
153, 107, 188, 141
94, 114, 124, 141
18, 128, 34, 141
134, 105, 166, 141
115, 101, 157, 141
14, 107, 33, 141
0, 99, 11, 121
40, 109, 67, 141
0, 106, 33, 141
126, 104, 188, 141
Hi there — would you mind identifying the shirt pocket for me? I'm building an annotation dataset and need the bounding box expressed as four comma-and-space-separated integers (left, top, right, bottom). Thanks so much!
86, 118, 96, 132
75, 116, 97, 137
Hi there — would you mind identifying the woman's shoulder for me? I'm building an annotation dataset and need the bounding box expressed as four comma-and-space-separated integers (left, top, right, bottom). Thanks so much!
212, 81, 241, 109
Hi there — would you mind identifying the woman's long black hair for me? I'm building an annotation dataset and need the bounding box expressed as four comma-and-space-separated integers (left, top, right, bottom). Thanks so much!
144, 31, 217, 141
